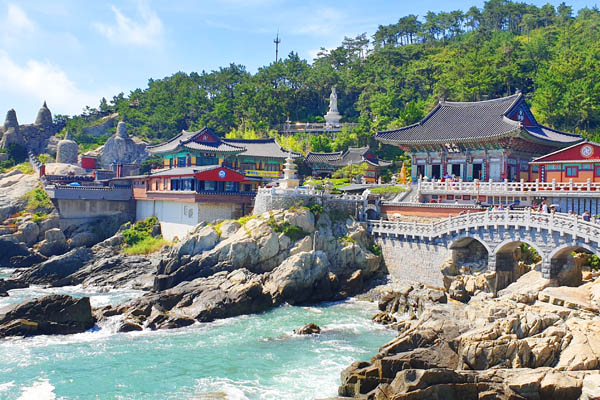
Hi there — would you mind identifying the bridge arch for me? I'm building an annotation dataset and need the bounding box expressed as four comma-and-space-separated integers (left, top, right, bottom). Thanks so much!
449, 236, 492, 254
493, 238, 546, 290
548, 243, 597, 285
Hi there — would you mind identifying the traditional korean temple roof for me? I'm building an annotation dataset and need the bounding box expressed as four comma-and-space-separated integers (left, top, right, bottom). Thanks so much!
305, 151, 343, 165
329, 146, 393, 167
222, 138, 301, 159
147, 128, 246, 155
376, 93, 582, 147
306, 147, 391, 168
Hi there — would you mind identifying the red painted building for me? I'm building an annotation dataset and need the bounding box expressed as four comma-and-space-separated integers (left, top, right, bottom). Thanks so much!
122, 165, 256, 240
530, 141, 600, 183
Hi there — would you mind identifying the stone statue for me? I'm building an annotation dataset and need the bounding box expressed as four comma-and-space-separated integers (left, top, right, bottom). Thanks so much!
324, 86, 341, 126
329, 87, 338, 113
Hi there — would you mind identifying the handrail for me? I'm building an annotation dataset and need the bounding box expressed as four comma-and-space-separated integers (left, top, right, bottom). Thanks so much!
367, 210, 600, 244
417, 178, 600, 195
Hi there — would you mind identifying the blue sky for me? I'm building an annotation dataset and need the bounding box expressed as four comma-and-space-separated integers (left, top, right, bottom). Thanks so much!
0, 0, 596, 122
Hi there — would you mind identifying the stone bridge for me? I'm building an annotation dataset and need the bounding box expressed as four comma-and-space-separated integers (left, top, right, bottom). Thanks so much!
368, 210, 600, 288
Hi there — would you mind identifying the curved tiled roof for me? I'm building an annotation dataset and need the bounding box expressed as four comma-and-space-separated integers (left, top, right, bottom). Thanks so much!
223, 138, 301, 159
147, 128, 245, 155
376, 93, 582, 146
305, 151, 343, 165
377, 95, 524, 145
306, 147, 392, 168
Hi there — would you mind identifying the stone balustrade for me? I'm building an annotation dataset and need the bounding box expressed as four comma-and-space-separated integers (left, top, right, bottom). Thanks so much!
418, 178, 600, 196
368, 210, 600, 244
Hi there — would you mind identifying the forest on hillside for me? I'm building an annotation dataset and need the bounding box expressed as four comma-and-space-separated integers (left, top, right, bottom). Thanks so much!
59, 0, 600, 158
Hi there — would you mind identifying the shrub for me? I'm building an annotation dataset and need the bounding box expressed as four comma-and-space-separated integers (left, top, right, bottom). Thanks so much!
22, 187, 53, 212
123, 236, 169, 255
307, 203, 323, 216
369, 244, 382, 256
122, 216, 159, 246
266, 215, 308, 242
369, 186, 407, 196
520, 243, 541, 264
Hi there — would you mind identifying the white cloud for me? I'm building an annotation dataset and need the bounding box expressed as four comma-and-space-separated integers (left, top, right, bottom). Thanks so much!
1, 3, 36, 45
291, 7, 344, 36
0, 50, 111, 117
94, 1, 164, 47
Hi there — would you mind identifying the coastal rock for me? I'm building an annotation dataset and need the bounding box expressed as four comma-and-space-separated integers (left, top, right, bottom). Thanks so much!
0, 294, 94, 337
264, 251, 329, 304
0, 278, 27, 296
15, 221, 39, 247
55, 249, 157, 290
338, 273, 600, 399
0, 172, 40, 222
15, 247, 93, 285
172, 225, 219, 257
118, 321, 143, 332
218, 221, 241, 239
296, 323, 321, 335
36, 228, 68, 257
0, 235, 31, 267
103, 209, 382, 331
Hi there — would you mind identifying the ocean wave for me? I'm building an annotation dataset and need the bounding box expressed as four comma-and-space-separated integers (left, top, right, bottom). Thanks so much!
17, 378, 56, 400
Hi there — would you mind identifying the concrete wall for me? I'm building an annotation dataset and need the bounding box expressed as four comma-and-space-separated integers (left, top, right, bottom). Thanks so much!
376, 236, 450, 287
55, 198, 135, 231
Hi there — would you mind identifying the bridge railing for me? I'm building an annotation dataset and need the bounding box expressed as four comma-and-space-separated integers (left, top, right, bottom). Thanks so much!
417, 178, 600, 195
368, 210, 600, 244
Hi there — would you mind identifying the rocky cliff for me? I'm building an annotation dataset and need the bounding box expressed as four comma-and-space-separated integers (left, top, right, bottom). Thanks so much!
94, 208, 383, 330
338, 269, 600, 399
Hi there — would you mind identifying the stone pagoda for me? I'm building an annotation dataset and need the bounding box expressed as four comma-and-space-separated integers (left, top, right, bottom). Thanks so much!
279, 152, 299, 189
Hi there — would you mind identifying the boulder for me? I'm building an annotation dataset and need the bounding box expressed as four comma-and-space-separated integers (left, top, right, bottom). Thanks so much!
173, 225, 219, 257
581, 374, 600, 400
296, 323, 321, 335
118, 321, 143, 333
37, 228, 68, 257
15, 221, 39, 246
15, 247, 93, 285
284, 208, 315, 233
37, 214, 59, 240
0, 235, 31, 267
0, 294, 95, 337
219, 221, 241, 239
68, 231, 97, 248
264, 251, 329, 304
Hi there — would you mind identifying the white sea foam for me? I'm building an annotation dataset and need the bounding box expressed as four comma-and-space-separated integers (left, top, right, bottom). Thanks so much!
17, 378, 56, 400
0, 381, 15, 392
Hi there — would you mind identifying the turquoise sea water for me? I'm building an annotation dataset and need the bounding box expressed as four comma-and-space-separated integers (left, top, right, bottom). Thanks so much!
0, 280, 395, 400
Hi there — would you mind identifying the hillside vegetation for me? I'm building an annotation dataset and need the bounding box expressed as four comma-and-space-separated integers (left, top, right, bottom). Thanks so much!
58, 1, 600, 159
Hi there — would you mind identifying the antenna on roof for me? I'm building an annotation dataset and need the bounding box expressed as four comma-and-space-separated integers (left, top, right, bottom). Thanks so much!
274, 29, 281, 63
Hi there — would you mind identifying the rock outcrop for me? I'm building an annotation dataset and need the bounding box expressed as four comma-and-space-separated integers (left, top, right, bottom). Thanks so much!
0, 294, 95, 337
339, 272, 600, 399
0, 103, 58, 155
97, 208, 383, 330
0, 170, 40, 222
14, 247, 93, 285
91, 121, 149, 168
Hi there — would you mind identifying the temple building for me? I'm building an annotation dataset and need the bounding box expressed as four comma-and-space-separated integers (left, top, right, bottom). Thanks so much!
222, 138, 301, 184
147, 128, 299, 187
305, 146, 392, 183
530, 141, 600, 183
376, 93, 582, 182
129, 165, 254, 240
147, 127, 245, 169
